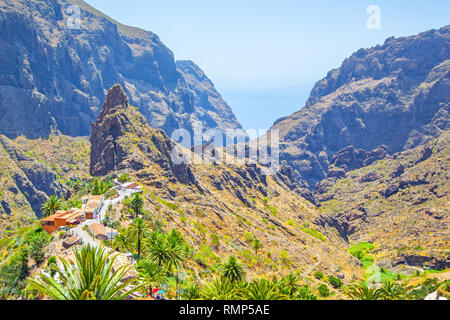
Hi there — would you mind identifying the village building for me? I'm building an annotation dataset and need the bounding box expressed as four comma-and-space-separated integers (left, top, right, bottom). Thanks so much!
41, 209, 85, 234
119, 182, 143, 196
88, 223, 107, 241
83, 195, 104, 220
88, 223, 118, 241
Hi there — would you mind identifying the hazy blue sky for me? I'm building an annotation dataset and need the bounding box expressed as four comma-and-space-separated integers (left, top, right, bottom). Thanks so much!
85, 0, 449, 130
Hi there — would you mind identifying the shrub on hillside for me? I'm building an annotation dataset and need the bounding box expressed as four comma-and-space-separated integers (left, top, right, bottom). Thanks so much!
314, 271, 324, 280
329, 275, 343, 289
318, 284, 330, 297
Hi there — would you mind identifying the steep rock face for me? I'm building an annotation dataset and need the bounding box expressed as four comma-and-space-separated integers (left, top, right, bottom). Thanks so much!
0, 135, 77, 225
90, 84, 196, 186
176, 60, 244, 138
269, 26, 450, 188
0, 0, 241, 139
315, 131, 449, 262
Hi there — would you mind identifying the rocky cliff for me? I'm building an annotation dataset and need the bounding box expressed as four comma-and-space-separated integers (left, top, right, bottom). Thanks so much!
269, 26, 450, 188
0, 134, 90, 234
315, 131, 449, 269
0, 0, 242, 139
90, 84, 197, 186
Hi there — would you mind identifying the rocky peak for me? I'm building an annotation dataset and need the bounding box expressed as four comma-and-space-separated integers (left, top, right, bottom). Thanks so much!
268, 25, 450, 189
90, 85, 198, 187
99, 84, 129, 118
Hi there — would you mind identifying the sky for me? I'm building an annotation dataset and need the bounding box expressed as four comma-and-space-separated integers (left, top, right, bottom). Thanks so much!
85, 0, 450, 131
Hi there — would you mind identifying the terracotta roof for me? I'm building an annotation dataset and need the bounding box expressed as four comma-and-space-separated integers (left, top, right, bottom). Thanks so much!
56, 209, 83, 221
42, 210, 82, 222
84, 195, 103, 211
88, 223, 107, 238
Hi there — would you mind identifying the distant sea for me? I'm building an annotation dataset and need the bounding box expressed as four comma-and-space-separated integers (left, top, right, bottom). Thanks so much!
221, 83, 313, 136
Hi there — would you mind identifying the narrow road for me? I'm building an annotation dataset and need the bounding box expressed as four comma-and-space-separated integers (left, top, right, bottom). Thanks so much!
72, 183, 141, 248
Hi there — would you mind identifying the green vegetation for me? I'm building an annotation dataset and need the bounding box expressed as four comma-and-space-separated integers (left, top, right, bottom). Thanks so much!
27, 245, 138, 300
0, 225, 51, 299
252, 239, 262, 255
406, 278, 441, 300
221, 256, 246, 284
328, 275, 343, 289
300, 226, 326, 241
41, 195, 62, 217
0, 247, 29, 298
118, 173, 131, 183
349, 242, 406, 284
318, 284, 330, 297
25, 230, 50, 264
314, 271, 324, 280
345, 282, 382, 300
345, 281, 406, 300
349, 242, 375, 266
136, 260, 167, 294
129, 217, 150, 258
130, 193, 144, 218
91, 177, 113, 195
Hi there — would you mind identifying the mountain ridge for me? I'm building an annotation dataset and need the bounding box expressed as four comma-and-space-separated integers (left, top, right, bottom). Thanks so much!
268, 25, 450, 189
0, 0, 242, 140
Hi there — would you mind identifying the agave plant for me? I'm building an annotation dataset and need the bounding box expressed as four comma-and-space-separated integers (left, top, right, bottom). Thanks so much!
27, 245, 138, 300
345, 281, 383, 300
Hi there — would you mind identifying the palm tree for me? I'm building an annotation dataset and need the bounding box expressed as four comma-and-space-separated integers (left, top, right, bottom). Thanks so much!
147, 232, 171, 267
166, 230, 187, 271
252, 239, 262, 255
136, 259, 166, 296
66, 199, 82, 210
41, 195, 62, 217
130, 193, 144, 218
244, 279, 288, 300
129, 217, 149, 258
345, 282, 383, 300
282, 273, 300, 296
113, 233, 131, 252
27, 245, 138, 300
221, 256, 246, 284
379, 280, 406, 300
202, 278, 243, 300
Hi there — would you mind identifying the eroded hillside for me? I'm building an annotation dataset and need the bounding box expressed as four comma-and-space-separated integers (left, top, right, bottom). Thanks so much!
315, 131, 449, 271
